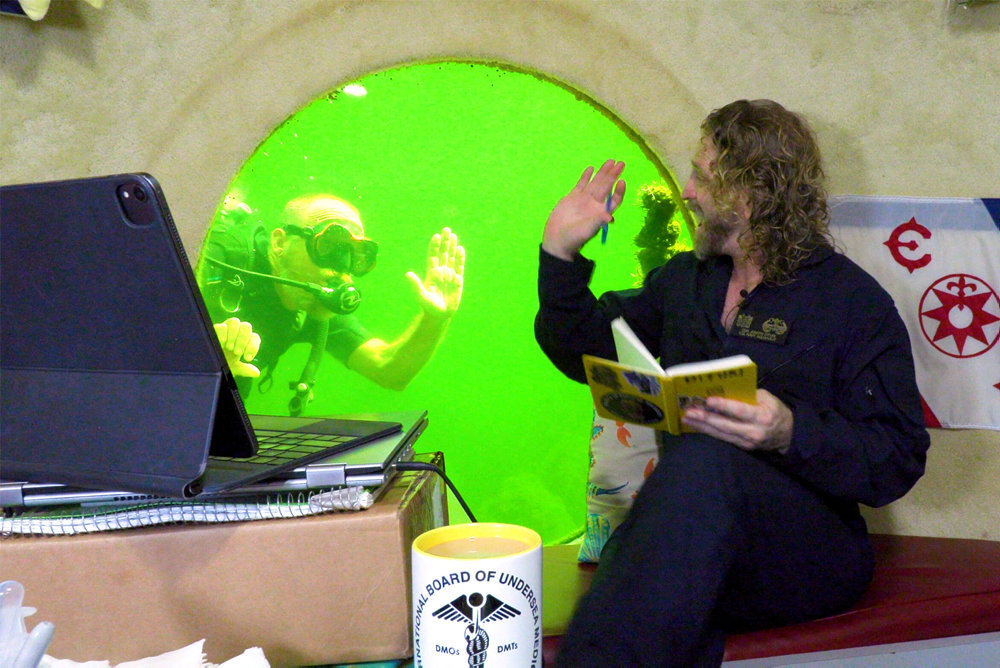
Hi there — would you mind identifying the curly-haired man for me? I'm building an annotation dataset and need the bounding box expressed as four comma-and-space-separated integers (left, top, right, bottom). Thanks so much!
536, 99, 930, 666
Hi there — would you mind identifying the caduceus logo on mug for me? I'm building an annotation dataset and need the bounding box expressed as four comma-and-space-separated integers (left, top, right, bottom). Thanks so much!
412, 523, 543, 667
433, 591, 522, 663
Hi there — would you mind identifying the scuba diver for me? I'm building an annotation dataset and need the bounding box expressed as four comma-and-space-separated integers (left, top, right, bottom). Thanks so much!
197, 193, 465, 415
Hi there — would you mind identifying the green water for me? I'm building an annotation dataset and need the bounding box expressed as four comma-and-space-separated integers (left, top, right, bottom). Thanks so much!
198, 61, 691, 543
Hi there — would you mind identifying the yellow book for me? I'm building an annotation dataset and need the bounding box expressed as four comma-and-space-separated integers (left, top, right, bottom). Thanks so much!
582, 318, 757, 434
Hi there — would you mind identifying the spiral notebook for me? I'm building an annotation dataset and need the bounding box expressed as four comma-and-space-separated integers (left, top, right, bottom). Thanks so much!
0, 174, 407, 502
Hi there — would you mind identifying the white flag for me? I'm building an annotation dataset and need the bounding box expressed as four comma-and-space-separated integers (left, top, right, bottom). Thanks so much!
829, 196, 1000, 430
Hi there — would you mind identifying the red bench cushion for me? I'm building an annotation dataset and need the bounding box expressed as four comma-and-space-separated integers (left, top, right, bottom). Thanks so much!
541, 534, 1000, 662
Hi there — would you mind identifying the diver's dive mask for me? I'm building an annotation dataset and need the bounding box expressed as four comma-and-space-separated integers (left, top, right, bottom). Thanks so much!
283, 223, 379, 276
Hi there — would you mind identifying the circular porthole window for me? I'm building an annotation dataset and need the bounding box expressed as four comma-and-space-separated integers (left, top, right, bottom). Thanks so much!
197, 61, 691, 542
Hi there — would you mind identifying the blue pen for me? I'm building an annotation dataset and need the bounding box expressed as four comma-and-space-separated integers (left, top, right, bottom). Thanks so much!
601, 192, 612, 244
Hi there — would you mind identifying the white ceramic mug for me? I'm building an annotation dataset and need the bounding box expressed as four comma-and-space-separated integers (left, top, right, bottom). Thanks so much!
412, 523, 543, 667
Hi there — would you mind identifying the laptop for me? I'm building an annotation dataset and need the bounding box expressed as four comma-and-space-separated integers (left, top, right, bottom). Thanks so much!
0, 173, 409, 500
0, 410, 427, 509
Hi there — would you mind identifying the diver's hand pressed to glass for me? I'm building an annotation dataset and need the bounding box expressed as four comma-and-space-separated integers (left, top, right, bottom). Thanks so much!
213, 316, 262, 377
407, 226, 466, 317
542, 160, 626, 261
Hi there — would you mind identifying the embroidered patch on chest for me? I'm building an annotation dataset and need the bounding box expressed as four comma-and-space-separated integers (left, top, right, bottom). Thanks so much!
731, 312, 790, 344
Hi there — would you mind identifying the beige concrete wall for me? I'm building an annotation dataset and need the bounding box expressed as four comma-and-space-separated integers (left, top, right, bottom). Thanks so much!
3, 0, 998, 539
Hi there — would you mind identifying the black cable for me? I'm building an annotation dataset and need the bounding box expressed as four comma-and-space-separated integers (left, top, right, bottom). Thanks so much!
396, 461, 477, 523
203, 254, 328, 292
203, 254, 362, 314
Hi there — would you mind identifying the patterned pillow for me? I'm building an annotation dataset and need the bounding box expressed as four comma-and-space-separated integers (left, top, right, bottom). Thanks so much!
578, 411, 659, 562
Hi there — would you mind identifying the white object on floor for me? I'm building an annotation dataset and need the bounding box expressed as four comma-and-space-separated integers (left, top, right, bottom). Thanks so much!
39, 639, 270, 668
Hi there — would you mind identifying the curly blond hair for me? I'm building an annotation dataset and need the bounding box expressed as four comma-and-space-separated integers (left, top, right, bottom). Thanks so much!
701, 99, 833, 284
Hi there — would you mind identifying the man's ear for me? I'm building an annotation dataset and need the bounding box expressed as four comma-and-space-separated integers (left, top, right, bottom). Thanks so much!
270, 227, 289, 254
735, 191, 752, 222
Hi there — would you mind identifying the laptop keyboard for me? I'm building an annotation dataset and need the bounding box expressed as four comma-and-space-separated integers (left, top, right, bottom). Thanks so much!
212, 430, 354, 466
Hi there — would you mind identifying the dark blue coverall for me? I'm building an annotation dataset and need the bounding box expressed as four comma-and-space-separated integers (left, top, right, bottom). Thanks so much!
535, 246, 930, 666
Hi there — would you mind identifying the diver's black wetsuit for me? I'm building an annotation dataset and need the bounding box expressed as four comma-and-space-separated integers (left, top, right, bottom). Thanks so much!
198, 224, 370, 398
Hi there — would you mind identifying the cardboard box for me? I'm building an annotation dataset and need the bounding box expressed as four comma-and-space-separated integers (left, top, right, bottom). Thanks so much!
0, 453, 447, 666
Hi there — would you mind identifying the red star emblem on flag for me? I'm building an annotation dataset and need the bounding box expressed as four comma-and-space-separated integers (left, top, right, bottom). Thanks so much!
919, 274, 1000, 358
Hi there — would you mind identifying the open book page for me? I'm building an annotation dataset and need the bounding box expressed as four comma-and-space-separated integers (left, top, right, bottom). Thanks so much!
611, 317, 662, 372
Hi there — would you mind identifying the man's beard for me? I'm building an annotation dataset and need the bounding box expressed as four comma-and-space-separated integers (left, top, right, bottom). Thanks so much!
692, 207, 740, 260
